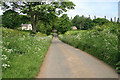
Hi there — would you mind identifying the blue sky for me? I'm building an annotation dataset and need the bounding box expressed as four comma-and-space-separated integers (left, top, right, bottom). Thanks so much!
0, 0, 120, 21
64, 0, 120, 20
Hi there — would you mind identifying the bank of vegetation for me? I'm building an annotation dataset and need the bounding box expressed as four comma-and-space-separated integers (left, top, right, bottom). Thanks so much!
2, 28, 52, 78
59, 19, 120, 73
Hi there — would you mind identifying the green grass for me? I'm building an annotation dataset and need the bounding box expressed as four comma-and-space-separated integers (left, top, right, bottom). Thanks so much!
59, 22, 120, 73
2, 27, 52, 78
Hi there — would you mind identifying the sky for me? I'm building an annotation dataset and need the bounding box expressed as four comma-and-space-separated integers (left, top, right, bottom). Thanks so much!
0, 0, 120, 21
64, 0, 120, 20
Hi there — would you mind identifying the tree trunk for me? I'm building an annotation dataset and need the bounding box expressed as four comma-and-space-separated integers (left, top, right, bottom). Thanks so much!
32, 23, 36, 33
30, 14, 38, 33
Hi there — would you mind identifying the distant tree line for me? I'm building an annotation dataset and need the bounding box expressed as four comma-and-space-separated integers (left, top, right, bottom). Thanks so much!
71, 15, 113, 30
72, 15, 120, 30
1, 9, 119, 35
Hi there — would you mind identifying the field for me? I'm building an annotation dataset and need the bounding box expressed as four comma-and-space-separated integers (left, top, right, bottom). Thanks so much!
2, 28, 52, 78
59, 22, 120, 73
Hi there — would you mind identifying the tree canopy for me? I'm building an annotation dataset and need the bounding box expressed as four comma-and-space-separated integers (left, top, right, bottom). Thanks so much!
1, 1, 75, 33
2, 10, 21, 29
72, 15, 95, 30
55, 14, 72, 34
93, 18, 109, 26
2, 9, 30, 29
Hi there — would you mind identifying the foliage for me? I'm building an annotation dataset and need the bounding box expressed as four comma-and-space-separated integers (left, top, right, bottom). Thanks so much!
93, 18, 109, 26
2, 10, 30, 29
2, 10, 21, 29
72, 15, 80, 29
19, 15, 30, 24
1, 1, 75, 33
72, 15, 95, 30
36, 12, 58, 35
116, 61, 120, 74
59, 22, 119, 72
2, 27, 52, 78
72, 15, 84, 29
118, 23, 120, 73
82, 18, 95, 30
36, 21, 53, 35
54, 14, 72, 34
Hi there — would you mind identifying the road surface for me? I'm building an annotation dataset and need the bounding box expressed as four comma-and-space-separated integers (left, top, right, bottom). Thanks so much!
36, 37, 119, 78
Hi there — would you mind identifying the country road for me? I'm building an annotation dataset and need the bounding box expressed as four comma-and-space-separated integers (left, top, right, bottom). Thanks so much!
36, 37, 119, 78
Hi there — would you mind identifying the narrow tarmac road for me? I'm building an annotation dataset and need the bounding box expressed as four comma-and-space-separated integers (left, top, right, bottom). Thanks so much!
36, 37, 119, 78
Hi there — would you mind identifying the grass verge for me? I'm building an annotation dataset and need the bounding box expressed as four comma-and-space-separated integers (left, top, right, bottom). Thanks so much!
2, 27, 52, 78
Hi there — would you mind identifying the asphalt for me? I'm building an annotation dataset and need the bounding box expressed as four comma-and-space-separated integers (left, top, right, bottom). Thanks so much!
36, 37, 119, 78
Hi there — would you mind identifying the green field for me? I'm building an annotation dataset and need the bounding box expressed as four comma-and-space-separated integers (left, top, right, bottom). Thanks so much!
2, 28, 52, 78
59, 22, 120, 73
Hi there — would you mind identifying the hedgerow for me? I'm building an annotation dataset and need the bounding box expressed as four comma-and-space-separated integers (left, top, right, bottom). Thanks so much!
59, 22, 119, 73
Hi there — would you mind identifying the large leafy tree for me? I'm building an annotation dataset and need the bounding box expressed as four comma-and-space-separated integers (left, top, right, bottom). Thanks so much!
19, 15, 30, 24
36, 12, 58, 35
82, 18, 95, 30
1, 1, 75, 33
72, 15, 81, 29
55, 14, 72, 34
36, 21, 53, 35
